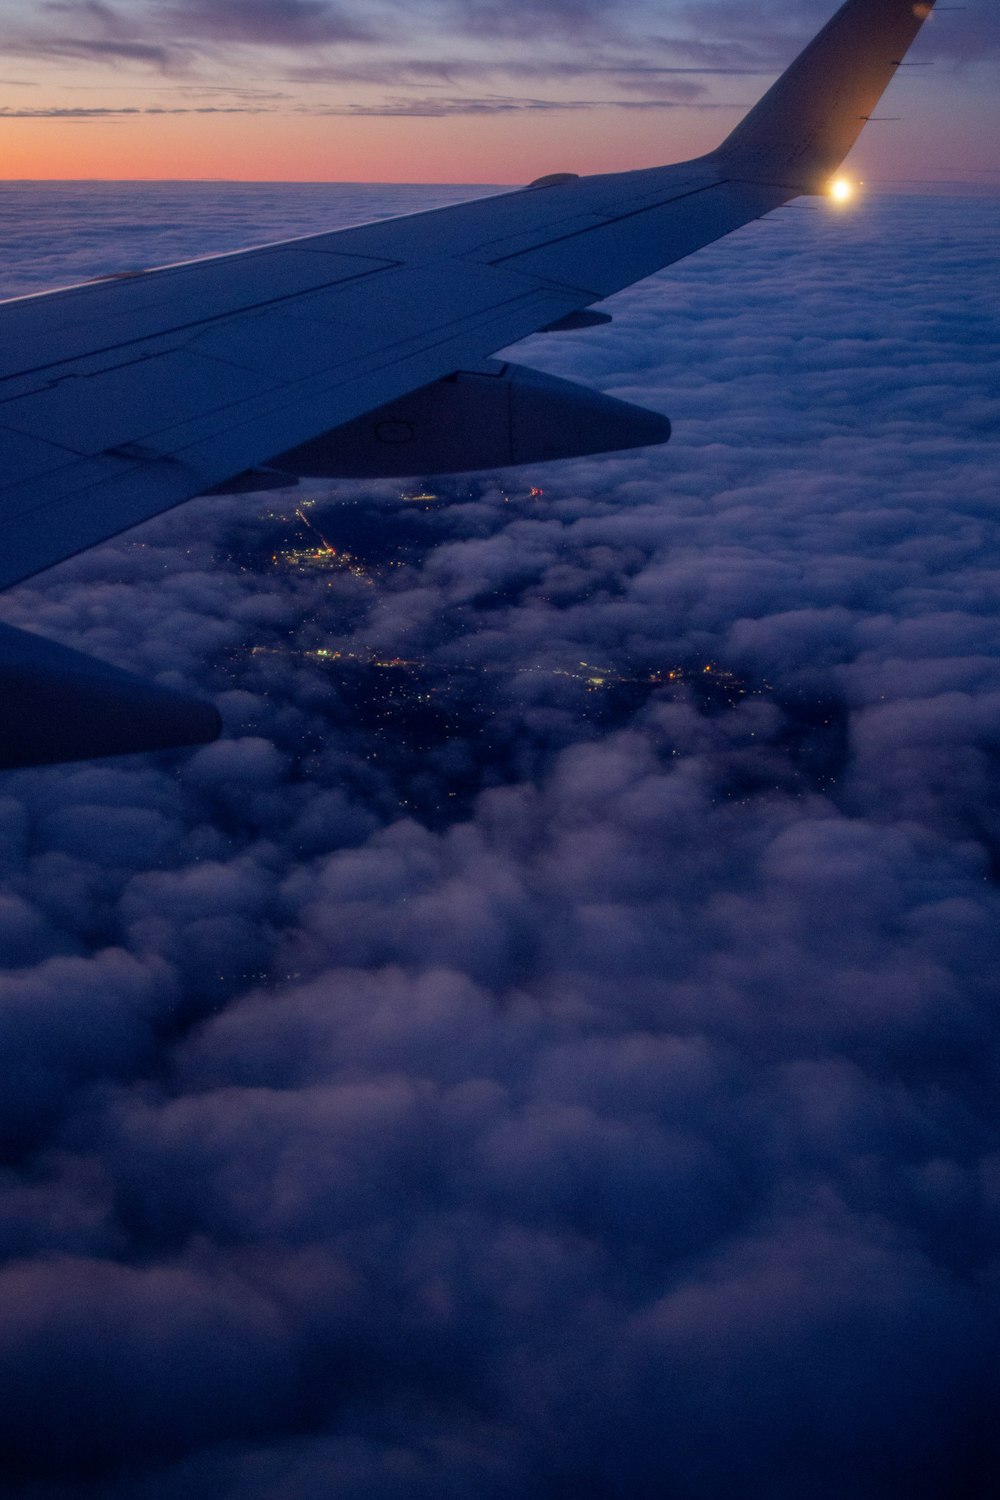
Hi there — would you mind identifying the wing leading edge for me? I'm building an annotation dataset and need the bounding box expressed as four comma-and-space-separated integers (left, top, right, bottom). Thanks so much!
0, 0, 938, 765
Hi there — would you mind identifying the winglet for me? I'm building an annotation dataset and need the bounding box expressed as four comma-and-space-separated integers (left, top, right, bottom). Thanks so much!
714, 0, 937, 190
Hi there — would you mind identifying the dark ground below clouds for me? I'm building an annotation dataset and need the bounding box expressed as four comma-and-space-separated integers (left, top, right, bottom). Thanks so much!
215, 482, 852, 828
0, 185, 999, 1499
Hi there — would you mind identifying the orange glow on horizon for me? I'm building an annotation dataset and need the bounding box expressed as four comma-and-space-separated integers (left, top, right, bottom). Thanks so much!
1, 108, 716, 184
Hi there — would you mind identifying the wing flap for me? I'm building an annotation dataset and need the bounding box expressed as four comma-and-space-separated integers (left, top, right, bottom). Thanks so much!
0, 427, 81, 484
182, 311, 365, 381
0, 350, 276, 455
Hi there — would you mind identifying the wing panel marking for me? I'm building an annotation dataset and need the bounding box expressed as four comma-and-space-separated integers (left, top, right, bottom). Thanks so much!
138, 287, 578, 472
0, 352, 277, 457
454, 174, 722, 262
491, 181, 788, 297
0, 249, 395, 382
277, 262, 546, 340
0, 427, 81, 483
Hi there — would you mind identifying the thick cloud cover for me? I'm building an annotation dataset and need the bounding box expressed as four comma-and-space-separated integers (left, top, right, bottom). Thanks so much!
0, 184, 999, 1498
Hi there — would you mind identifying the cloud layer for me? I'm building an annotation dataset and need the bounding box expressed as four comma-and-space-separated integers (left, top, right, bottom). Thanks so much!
0, 184, 998, 1498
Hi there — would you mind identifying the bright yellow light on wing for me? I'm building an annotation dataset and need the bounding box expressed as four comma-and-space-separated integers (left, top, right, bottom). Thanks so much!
829, 177, 854, 204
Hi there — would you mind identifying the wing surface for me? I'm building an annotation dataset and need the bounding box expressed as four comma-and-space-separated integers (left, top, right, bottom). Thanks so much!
0, 0, 936, 591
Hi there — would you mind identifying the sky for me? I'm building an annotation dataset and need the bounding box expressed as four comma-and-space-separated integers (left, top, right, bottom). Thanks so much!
0, 180, 998, 1497
0, 0, 998, 184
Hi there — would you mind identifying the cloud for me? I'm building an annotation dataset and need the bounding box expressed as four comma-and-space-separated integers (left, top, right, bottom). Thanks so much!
443, 0, 628, 42
3, 35, 184, 69
0, 0, 373, 76
3, 2, 184, 70
0, 104, 272, 117
282, 53, 770, 89
671, 0, 1000, 66
6, 0, 994, 128
0, 184, 998, 1497
159, 0, 376, 45
308, 93, 737, 117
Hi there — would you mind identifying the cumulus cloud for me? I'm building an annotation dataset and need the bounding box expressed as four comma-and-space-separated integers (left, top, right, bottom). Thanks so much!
0, 184, 998, 1497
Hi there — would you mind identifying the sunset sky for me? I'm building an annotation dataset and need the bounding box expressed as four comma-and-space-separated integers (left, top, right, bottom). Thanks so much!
1, 0, 998, 184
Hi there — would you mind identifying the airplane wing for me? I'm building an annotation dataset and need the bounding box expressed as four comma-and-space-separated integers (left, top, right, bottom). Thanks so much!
0, 0, 938, 766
